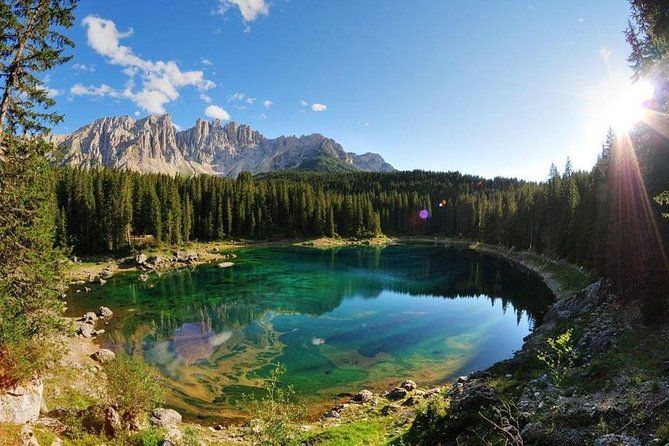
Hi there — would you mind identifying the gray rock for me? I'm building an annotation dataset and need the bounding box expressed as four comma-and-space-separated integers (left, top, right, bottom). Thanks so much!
352, 389, 373, 403
387, 387, 408, 401
400, 380, 417, 391
97, 306, 113, 319
450, 382, 497, 412
139, 273, 149, 282
77, 324, 95, 338
99, 268, 113, 279
323, 409, 340, 419
150, 408, 182, 428
82, 312, 97, 324
51, 116, 394, 177
594, 434, 641, 446
380, 404, 398, 415
0, 379, 44, 423
136, 253, 148, 265
91, 349, 116, 364
588, 329, 615, 352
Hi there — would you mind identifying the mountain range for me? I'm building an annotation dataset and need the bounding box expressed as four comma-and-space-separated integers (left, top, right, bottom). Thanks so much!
50, 114, 394, 177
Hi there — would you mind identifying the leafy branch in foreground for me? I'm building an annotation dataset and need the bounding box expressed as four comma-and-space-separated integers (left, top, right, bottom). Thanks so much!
537, 328, 576, 386
237, 364, 307, 446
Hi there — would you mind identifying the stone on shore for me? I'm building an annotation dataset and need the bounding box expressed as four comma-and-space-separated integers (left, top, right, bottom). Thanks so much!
150, 408, 182, 428
0, 379, 44, 424
91, 349, 116, 364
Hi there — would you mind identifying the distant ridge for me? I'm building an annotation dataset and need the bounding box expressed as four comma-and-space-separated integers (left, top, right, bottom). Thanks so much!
50, 114, 394, 177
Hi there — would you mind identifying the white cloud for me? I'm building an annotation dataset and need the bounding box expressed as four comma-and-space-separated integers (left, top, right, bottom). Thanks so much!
311, 103, 327, 112
133, 110, 140, 117
205, 104, 231, 121
217, 0, 269, 22
70, 83, 121, 97
72, 63, 96, 72
300, 100, 308, 107
599, 47, 612, 63
200, 93, 212, 103
201, 58, 213, 66
263, 99, 273, 109
228, 92, 247, 102
258, 112, 267, 120
359, 121, 370, 127
79, 16, 215, 114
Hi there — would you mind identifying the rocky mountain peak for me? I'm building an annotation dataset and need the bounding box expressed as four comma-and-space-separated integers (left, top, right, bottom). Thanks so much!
54, 114, 394, 177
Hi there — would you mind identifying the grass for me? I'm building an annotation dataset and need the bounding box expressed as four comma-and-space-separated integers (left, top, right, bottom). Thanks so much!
0, 423, 22, 446
302, 419, 401, 446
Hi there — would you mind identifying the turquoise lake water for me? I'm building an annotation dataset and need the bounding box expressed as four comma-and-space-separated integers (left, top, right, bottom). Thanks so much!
66, 244, 553, 420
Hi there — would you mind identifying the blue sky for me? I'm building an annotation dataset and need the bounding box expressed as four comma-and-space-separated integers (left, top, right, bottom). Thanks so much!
47, 0, 634, 180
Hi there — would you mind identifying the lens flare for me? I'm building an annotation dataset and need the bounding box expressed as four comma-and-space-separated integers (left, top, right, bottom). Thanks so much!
419, 209, 429, 220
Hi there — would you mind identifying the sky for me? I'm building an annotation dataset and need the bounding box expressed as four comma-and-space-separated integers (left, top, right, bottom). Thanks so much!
46, 0, 636, 180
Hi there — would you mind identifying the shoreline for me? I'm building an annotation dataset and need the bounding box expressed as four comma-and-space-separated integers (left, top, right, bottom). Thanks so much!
46, 236, 598, 444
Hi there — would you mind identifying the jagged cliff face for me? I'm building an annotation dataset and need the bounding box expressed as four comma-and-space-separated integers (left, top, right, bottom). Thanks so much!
52, 115, 394, 177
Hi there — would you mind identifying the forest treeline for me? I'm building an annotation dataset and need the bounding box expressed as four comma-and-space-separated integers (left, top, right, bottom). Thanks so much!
54, 126, 669, 319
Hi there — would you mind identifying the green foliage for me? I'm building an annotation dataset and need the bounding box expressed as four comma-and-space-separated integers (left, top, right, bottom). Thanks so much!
537, 329, 576, 386
654, 190, 669, 218
0, 137, 65, 387
237, 364, 306, 446
0, 0, 77, 141
403, 400, 451, 445
105, 353, 165, 422
657, 421, 669, 442
302, 419, 394, 446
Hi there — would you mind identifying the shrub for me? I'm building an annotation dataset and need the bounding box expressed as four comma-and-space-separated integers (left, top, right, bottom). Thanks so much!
237, 364, 306, 446
537, 328, 576, 386
105, 353, 165, 424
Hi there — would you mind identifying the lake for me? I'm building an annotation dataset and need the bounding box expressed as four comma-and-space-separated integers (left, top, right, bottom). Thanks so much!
66, 244, 554, 421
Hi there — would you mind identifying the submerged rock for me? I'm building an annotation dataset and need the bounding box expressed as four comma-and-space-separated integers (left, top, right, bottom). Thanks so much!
218, 262, 234, 268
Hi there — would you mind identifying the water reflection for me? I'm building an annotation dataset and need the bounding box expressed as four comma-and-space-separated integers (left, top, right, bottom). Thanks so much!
66, 245, 553, 419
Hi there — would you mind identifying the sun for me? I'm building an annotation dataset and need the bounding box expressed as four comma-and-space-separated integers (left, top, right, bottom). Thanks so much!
592, 78, 655, 134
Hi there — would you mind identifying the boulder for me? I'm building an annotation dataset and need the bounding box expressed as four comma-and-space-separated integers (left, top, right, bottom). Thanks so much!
82, 312, 97, 324
0, 379, 44, 423
97, 306, 113, 319
380, 404, 398, 415
387, 387, 408, 401
400, 380, 417, 391
450, 382, 497, 412
79, 404, 121, 438
323, 409, 340, 419
150, 408, 182, 428
77, 324, 95, 338
99, 268, 113, 279
352, 389, 374, 403
91, 349, 116, 364
594, 434, 641, 446
97, 278, 107, 286
218, 262, 234, 269
587, 328, 615, 352
147, 256, 162, 265
136, 253, 148, 265
139, 274, 149, 282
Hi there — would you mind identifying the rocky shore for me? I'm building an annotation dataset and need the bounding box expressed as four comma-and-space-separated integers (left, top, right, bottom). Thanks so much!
3, 240, 668, 445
